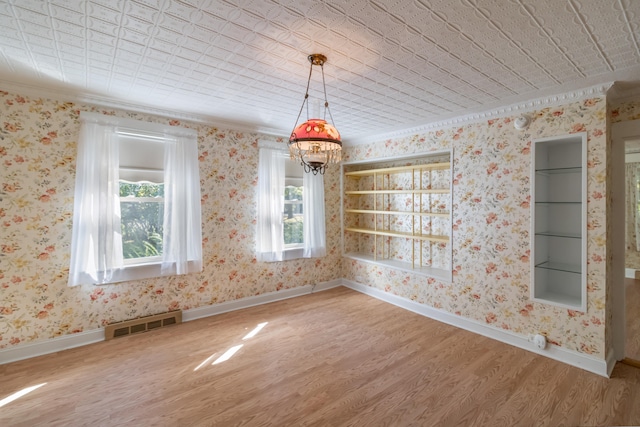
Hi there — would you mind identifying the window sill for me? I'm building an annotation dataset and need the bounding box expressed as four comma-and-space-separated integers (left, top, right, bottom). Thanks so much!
85, 260, 201, 285
282, 247, 304, 261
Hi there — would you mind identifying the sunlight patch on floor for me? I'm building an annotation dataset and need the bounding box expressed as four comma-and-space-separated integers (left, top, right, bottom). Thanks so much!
243, 322, 268, 340
194, 353, 218, 371
194, 322, 268, 370
212, 345, 243, 365
0, 383, 47, 408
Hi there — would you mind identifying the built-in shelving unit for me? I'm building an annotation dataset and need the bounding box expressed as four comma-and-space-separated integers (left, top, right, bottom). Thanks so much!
531, 133, 587, 311
342, 151, 453, 282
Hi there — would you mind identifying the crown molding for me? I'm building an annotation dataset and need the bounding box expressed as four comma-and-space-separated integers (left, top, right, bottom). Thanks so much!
344, 82, 615, 146
608, 81, 640, 104
0, 79, 288, 138
1, 78, 626, 147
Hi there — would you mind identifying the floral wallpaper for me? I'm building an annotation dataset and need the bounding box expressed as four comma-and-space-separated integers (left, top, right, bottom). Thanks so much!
612, 99, 640, 123
343, 99, 610, 358
2, 85, 638, 362
0, 88, 342, 350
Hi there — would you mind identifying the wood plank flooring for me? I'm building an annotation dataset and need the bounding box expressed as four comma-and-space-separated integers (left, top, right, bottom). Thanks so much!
1, 286, 640, 426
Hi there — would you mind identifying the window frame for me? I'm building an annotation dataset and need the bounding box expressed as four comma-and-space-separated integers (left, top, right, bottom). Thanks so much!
283, 172, 304, 250
255, 140, 326, 263
119, 188, 165, 266
68, 112, 202, 286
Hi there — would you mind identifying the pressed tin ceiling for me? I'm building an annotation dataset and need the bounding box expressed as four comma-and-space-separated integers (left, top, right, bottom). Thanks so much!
0, 0, 639, 142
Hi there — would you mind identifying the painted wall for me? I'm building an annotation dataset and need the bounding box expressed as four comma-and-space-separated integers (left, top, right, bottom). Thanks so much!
0, 88, 342, 350
342, 98, 609, 358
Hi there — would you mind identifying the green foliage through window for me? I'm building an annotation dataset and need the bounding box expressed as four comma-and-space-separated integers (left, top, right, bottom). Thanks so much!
284, 216, 303, 245
283, 184, 303, 245
119, 181, 164, 260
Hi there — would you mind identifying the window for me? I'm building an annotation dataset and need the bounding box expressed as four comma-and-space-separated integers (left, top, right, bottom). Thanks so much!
118, 131, 166, 265
256, 142, 326, 262
283, 162, 303, 248
120, 181, 164, 262
68, 112, 202, 286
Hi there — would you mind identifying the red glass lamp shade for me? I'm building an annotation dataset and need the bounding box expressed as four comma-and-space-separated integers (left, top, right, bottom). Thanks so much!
289, 118, 342, 175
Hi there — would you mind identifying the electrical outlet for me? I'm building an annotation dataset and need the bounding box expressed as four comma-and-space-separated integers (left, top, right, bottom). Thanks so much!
533, 334, 547, 349
355, 275, 364, 283
528, 333, 546, 349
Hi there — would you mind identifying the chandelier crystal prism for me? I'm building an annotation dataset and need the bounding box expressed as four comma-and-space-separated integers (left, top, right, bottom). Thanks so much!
288, 54, 342, 175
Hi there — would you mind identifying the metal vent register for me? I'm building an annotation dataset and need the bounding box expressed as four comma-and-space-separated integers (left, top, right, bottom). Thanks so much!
104, 310, 182, 340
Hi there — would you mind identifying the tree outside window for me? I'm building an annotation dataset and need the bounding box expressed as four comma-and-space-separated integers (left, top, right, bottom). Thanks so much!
283, 184, 303, 245
119, 181, 164, 261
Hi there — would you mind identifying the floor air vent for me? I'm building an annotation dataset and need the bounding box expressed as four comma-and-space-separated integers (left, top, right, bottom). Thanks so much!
105, 310, 182, 340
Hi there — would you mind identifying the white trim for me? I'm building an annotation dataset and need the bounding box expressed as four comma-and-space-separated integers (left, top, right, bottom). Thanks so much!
258, 139, 289, 151
183, 279, 341, 321
606, 348, 618, 377
0, 278, 610, 375
341, 279, 610, 377
0, 329, 104, 365
1, 78, 626, 147
608, 81, 640, 103
340, 148, 452, 166
346, 82, 615, 146
530, 132, 588, 311
80, 111, 196, 138
0, 79, 287, 137
612, 119, 640, 362
0, 280, 342, 364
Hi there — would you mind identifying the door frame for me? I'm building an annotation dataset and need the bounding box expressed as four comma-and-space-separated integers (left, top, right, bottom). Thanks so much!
612, 119, 640, 362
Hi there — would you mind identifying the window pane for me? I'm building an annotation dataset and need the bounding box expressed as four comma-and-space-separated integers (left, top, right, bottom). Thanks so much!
119, 181, 164, 260
283, 185, 303, 245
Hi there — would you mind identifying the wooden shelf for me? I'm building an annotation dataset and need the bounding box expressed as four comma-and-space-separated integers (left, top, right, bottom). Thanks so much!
344, 253, 451, 281
345, 189, 449, 195
344, 209, 449, 218
342, 152, 453, 282
345, 227, 449, 243
345, 162, 450, 177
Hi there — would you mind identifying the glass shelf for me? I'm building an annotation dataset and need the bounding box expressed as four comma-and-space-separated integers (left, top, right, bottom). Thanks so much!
535, 261, 581, 274
535, 166, 581, 175
535, 231, 581, 239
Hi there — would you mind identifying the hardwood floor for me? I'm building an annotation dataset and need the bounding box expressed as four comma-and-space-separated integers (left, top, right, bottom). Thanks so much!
626, 278, 640, 360
2, 286, 640, 426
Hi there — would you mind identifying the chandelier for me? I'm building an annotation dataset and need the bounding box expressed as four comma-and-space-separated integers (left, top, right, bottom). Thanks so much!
288, 54, 342, 175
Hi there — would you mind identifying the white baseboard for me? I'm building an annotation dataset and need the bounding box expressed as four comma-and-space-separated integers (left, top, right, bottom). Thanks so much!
625, 268, 636, 279
0, 278, 611, 377
0, 329, 104, 365
341, 279, 610, 378
182, 279, 342, 321
0, 279, 342, 365
606, 347, 618, 377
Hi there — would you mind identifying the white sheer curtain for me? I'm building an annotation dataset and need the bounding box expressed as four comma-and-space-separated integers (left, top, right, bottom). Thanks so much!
256, 147, 285, 262
161, 132, 203, 275
303, 171, 326, 258
68, 114, 123, 286
69, 112, 202, 286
